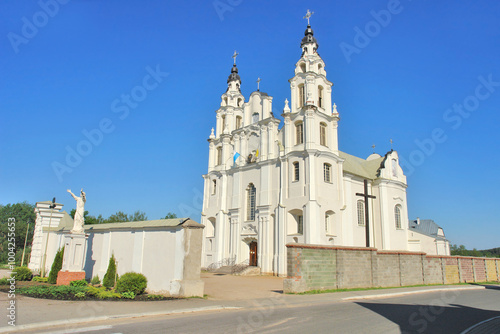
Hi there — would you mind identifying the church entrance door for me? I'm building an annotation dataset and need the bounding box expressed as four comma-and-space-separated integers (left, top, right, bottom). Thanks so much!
249, 241, 258, 266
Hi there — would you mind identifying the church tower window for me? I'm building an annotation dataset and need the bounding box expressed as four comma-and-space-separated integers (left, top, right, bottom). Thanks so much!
395, 205, 402, 229
300, 63, 306, 73
236, 116, 242, 129
298, 84, 305, 108
216, 147, 222, 165
247, 183, 256, 221
212, 180, 217, 195
293, 162, 300, 182
323, 163, 331, 183
221, 115, 226, 131
295, 121, 304, 145
318, 86, 324, 108
357, 200, 365, 226
320, 122, 327, 146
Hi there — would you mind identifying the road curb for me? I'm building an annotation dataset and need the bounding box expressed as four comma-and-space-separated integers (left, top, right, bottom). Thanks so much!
0, 305, 242, 333
342, 286, 486, 301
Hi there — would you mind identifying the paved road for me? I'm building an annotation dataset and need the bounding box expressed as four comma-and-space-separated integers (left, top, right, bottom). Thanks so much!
22, 286, 500, 334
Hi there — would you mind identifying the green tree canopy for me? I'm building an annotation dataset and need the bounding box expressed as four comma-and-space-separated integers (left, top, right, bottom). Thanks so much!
164, 212, 177, 219
0, 202, 36, 264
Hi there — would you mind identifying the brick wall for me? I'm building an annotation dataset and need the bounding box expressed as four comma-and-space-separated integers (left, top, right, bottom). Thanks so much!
423, 256, 444, 285
283, 244, 500, 293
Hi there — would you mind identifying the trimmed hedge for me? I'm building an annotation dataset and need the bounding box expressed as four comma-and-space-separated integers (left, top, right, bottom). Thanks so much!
116, 272, 147, 295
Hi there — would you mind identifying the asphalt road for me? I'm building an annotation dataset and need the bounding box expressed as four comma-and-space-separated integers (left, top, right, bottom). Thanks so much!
29, 287, 500, 334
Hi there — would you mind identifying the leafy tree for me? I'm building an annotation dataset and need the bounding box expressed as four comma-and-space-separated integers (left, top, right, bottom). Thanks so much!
164, 212, 177, 219
106, 211, 130, 223
103, 254, 117, 288
0, 202, 36, 264
85, 214, 106, 225
48, 247, 65, 284
129, 210, 147, 222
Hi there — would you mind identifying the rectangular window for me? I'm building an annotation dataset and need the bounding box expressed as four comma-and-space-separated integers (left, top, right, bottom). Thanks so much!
297, 215, 303, 234
299, 85, 305, 108
293, 162, 300, 182
357, 201, 365, 226
296, 123, 303, 145
236, 116, 242, 129
324, 163, 331, 183
320, 123, 327, 146
247, 184, 256, 221
318, 86, 324, 108
216, 147, 222, 165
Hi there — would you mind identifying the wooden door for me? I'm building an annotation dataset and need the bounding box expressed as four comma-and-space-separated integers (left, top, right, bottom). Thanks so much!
249, 241, 258, 266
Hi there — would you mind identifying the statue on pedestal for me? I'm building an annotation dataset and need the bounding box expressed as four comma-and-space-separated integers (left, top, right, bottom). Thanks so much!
67, 189, 86, 234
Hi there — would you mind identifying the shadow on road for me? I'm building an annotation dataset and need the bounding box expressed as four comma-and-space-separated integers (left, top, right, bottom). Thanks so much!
356, 301, 500, 333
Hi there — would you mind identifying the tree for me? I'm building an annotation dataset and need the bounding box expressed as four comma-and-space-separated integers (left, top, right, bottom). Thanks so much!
85, 214, 106, 225
103, 254, 117, 288
164, 212, 177, 219
106, 211, 130, 223
0, 202, 36, 264
48, 247, 64, 283
129, 210, 147, 222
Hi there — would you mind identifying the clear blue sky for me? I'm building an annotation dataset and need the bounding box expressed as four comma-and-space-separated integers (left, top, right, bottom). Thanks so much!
1, 0, 499, 249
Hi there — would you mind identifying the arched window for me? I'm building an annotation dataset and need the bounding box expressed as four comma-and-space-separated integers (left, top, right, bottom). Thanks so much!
318, 86, 324, 108
395, 205, 402, 229
325, 213, 329, 233
238, 98, 243, 107
212, 179, 217, 195
323, 163, 332, 183
247, 184, 256, 221
298, 84, 305, 108
300, 63, 306, 73
292, 162, 300, 182
295, 121, 304, 145
216, 147, 222, 165
297, 215, 303, 235
320, 122, 327, 146
235, 116, 242, 129
357, 200, 365, 226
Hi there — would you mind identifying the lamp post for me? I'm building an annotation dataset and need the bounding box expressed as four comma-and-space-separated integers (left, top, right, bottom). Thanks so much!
41, 198, 56, 277
21, 221, 30, 267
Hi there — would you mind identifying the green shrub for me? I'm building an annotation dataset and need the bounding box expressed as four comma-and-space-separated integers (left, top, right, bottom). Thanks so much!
96, 288, 121, 299
70, 279, 88, 287
120, 291, 135, 299
12, 266, 32, 281
48, 247, 64, 284
116, 272, 147, 295
0, 278, 9, 285
146, 294, 164, 300
103, 254, 117, 289
32, 276, 48, 283
17, 285, 87, 299
75, 291, 86, 299
90, 275, 100, 285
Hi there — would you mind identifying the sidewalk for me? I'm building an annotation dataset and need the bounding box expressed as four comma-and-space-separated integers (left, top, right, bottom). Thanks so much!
0, 272, 488, 333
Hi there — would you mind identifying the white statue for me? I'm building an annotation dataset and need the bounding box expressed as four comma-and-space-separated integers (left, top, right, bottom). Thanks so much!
67, 188, 86, 234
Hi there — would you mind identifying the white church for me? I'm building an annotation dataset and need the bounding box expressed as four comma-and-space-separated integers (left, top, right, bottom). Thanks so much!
200, 17, 449, 276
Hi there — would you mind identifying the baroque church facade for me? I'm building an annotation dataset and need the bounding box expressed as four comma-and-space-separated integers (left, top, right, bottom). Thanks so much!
201, 21, 416, 276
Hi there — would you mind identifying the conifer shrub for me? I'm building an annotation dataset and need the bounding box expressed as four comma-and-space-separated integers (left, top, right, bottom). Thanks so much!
103, 254, 117, 289
116, 272, 147, 295
12, 266, 32, 281
48, 247, 65, 284
91, 275, 100, 285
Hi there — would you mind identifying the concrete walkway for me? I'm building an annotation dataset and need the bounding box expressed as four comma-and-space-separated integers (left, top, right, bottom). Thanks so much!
0, 272, 490, 333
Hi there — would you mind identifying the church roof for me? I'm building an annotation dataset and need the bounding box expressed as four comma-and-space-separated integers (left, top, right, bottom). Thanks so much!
409, 219, 447, 240
84, 218, 193, 231
339, 151, 384, 180
59, 211, 74, 229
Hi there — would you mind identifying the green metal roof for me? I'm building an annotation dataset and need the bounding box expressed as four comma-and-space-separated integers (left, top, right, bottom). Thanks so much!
84, 218, 191, 231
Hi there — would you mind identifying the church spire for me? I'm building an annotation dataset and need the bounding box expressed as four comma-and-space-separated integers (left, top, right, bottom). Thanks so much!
227, 50, 241, 92
301, 10, 318, 54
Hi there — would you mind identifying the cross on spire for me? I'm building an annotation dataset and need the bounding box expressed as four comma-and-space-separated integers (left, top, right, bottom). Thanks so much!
390, 139, 394, 150
232, 50, 239, 65
257, 77, 261, 91
304, 9, 314, 25
372, 144, 376, 153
